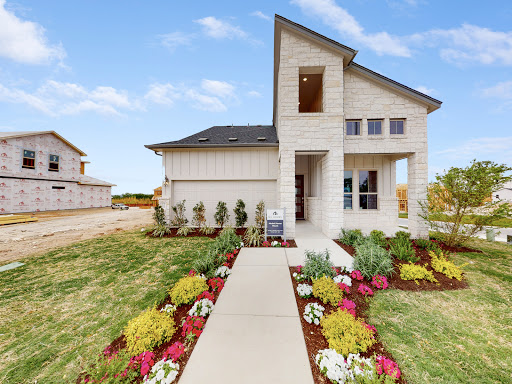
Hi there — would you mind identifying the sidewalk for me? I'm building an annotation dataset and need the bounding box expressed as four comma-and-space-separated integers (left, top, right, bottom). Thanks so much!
179, 248, 314, 384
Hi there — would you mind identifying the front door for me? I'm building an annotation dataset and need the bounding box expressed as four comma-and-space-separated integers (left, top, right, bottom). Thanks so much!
295, 175, 305, 219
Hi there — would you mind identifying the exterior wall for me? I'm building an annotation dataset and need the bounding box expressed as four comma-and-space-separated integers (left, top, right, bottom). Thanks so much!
343, 70, 429, 237
0, 177, 111, 214
276, 28, 345, 238
493, 182, 512, 203
162, 147, 279, 225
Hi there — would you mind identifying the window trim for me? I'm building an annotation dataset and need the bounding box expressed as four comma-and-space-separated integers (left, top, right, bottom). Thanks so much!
367, 119, 383, 136
346, 120, 361, 136
358, 170, 378, 210
48, 154, 60, 172
22, 149, 36, 170
390, 119, 405, 135
344, 170, 353, 210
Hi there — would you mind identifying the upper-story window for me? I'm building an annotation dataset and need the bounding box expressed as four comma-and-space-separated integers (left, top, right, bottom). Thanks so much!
368, 120, 382, 135
346, 121, 361, 136
22, 150, 35, 169
299, 68, 323, 113
49, 154, 60, 172
390, 119, 405, 135
359, 170, 378, 209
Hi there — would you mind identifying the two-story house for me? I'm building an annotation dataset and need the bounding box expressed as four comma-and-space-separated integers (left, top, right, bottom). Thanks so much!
145, 15, 441, 238
0, 131, 115, 213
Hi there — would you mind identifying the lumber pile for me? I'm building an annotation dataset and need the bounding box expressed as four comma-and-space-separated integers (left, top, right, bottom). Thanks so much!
0, 214, 38, 225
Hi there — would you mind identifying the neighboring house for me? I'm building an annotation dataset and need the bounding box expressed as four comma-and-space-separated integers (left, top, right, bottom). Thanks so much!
145, 15, 442, 238
0, 131, 115, 213
493, 181, 512, 203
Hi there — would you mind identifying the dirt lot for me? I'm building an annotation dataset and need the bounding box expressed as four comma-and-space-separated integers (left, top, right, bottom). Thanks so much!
0, 207, 153, 264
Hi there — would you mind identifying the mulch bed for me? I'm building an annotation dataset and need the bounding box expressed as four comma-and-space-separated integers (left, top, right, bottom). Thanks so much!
77, 251, 240, 384
146, 227, 297, 247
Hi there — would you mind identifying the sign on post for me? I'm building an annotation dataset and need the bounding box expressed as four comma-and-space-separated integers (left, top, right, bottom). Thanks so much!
265, 208, 286, 241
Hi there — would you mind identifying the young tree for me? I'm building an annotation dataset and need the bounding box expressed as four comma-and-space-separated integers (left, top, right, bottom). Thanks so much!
233, 199, 248, 228
171, 200, 188, 227
214, 201, 229, 228
255, 200, 265, 230
153, 204, 166, 226
192, 201, 206, 230
419, 160, 512, 246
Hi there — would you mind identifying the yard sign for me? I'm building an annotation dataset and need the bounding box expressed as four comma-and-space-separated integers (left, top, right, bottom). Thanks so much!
265, 208, 286, 241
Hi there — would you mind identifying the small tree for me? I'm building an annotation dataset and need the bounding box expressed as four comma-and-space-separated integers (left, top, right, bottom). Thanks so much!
192, 201, 206, 230
214, 201, 229, 228
171, 200, 188, 227
153, 205, 166, 226
419, 160, 512, 247
255, 200, 265, 229
233, 199, 248, 228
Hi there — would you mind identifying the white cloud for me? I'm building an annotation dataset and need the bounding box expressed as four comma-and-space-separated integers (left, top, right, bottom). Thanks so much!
195, 16, 248, 40
435, 137, 512, 163
291, 0, 411, 57
158, 32, 193, 52
185, 89, 227, 112
251, 11, 271, 21
415, 86, 436, 96
482, 81, 512, 99
201, 79, 235, 99
0, 0, 65, 64
247, 90, 262, 97
144, 83, 180, 106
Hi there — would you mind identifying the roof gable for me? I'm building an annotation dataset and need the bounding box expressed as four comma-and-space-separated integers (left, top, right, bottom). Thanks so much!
0, 131, 87, 156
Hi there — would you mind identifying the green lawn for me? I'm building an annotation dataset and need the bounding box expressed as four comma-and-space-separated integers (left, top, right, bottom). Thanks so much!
398, 212, 512, 228
0, 230, 212, 384
368, 239, 512, 383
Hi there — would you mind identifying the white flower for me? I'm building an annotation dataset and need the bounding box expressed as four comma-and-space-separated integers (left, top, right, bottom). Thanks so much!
215, 266, 232, 278
188, 298, 214, 317
240, 241, 244, 247
297, 284, 313, 298
144, 359, 180, 384
160, 304, 177, 315
315, 349, 375, 383
303, 303, 325, 325
333, 274, 352, 287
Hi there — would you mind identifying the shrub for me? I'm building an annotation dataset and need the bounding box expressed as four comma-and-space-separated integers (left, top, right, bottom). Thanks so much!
312, 276, 344, 306
200, 224, 215, 235
151, 223, 171, 238
214, 201, 229, 228
430, 251, 466, 280
413, 238, 430, 250
427, 240, 443, 255
244, 225, 263, 247
320, 309, 376, 356
83, 349, 139, 383
153, 205, 166, 226
192, 201, 206, 230
339, 229, 365, 246
170, 200, 188, 227
388, 237, 419, 262
369, 230, 387, 248
394, 231, 411, 241
169, 276, 208, 306
302, 249, 335, 281
255, 200, 265, 229
233, 199, 248, 228
192, 251, 217, 278
124, 308, 176, 355
399, 263, 438, 284
353, 240, 394, 279
176, 226, 194, 236
211, 228, 241, 255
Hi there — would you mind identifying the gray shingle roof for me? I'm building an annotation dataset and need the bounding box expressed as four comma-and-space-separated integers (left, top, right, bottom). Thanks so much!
145, 125, 278, 149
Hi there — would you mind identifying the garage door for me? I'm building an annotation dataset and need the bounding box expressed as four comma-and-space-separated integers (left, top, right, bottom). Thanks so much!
172, 180, 277, 227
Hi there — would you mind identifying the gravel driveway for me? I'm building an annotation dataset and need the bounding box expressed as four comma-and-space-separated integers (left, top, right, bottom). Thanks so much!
0, 207, 153, 264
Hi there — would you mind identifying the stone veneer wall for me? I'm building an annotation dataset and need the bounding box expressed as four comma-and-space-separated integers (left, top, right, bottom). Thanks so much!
344, 197, 398, 236
306, 197, 322, 228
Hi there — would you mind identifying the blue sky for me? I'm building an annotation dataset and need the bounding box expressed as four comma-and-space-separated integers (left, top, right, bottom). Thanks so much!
0, 0, 511, 194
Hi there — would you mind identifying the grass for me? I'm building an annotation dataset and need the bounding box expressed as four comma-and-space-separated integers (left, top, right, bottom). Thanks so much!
398, 212, 512, 228
0, 230, 212, 384
368, 239, 512, 383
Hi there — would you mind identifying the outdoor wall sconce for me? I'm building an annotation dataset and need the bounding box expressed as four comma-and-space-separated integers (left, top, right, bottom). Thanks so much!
163, 176, 169, 186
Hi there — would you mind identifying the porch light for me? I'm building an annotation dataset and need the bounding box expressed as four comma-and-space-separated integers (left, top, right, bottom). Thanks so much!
303, 77, 308, 81
163, 176, 169, 186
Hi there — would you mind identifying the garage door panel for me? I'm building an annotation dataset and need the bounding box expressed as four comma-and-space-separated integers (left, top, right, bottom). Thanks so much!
173, 180, 276, 227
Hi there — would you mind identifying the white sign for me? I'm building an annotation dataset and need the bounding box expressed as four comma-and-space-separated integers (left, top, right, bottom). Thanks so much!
267, 209, 284, 220
265, 208, 286, 240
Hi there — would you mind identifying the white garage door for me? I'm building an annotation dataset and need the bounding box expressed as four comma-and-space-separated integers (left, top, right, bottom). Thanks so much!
172, 180, 277, 227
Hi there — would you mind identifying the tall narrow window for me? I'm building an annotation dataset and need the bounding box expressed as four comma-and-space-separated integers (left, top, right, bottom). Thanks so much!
49, 154, 60, 172
346, 121, 361, 136
359, 170, 378, 209
299, 72, 323, 113
344, 171, 353, 209
368, 120, 382, 135
390, 120, 405, 134
22, 150, 35, 169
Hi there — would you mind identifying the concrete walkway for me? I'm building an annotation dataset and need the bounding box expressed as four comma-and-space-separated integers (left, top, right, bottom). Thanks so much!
179, 248, 314, 384
286, 220, 353, 268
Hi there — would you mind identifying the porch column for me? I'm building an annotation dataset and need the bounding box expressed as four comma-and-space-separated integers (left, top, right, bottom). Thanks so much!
279, 149, 296, 239
407, 152, 429, 238
321, 149, 344, 238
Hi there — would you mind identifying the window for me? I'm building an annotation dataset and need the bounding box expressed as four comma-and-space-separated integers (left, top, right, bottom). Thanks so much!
22, 150, 35, 169
299, 72, 323, 113
390, 120, 405, 134
359, 170, 377, 209
368, 120, 382, 135
49, 154, 59, 172
346, 121, 361, 136
344, 171, 353, 209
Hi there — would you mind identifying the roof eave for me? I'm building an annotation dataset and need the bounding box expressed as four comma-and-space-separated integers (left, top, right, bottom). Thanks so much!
145, 143, 279, 150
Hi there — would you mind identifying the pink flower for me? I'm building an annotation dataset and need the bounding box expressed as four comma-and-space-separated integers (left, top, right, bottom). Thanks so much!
358, 284, 374, 296
332, 267, 340, 275
188, 269, 196, 276
282, 241, 290, 248
140, 362, 150, 376
376, 356, 401, 379
163, 342, 185, 362
371, 275, 389, 289
262, 241, 271, 247
297, 265, 303, 273
338, 299, 356, 316
337, 282, 350, 293
351, 270, 364, 281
